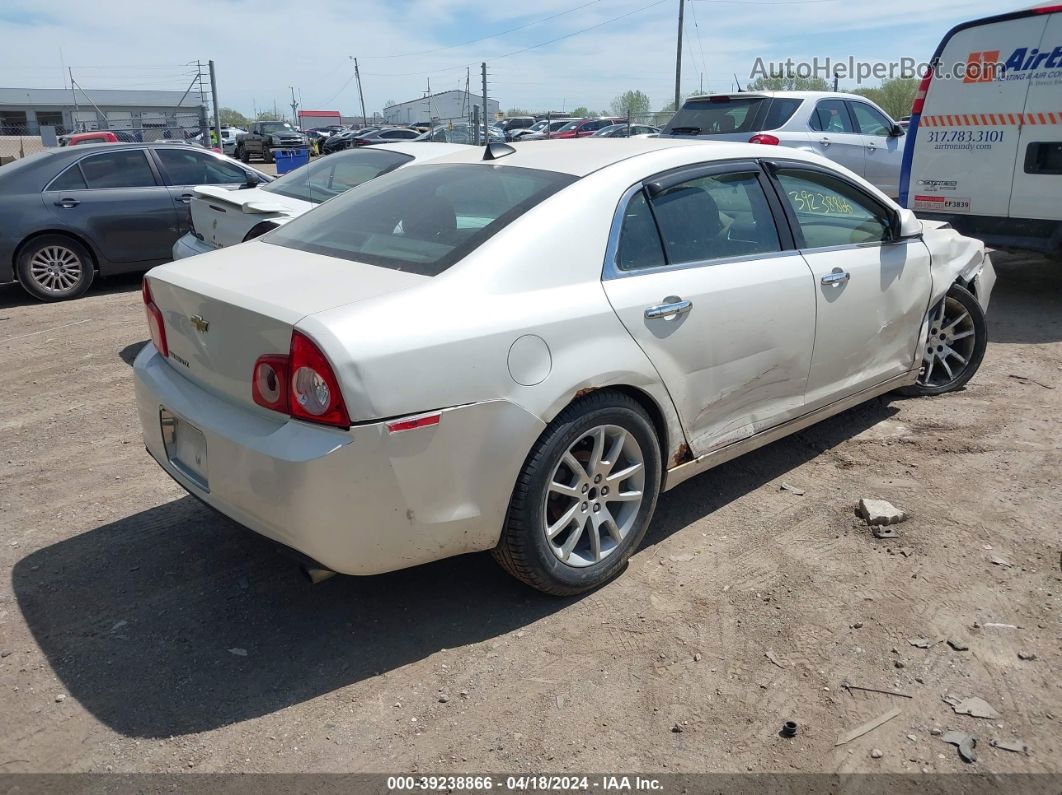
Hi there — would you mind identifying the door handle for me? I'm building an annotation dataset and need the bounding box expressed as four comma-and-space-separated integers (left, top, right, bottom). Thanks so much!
176, 193, 193, 204
866, 142, 876, 151
820, 271, 850, 287
645, 297, 693, 319
53, 198, 80, 208
819, 136, 831, 148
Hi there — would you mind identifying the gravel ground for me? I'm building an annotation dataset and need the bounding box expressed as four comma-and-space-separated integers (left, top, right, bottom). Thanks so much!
0, 251, 1058, 775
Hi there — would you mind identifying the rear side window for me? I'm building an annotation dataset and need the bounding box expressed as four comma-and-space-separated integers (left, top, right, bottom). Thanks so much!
664, 97, 767, 135
78, 150, 158, 188
762, 98, 802, 130
651, 171, 781, 263
849, 102, 892, 136
264, 148, 413, 203
809, 100, 854, 133
775, 168, 892, 247
48, 164, 87, 191
616, 191, 665, 271
266, 164, 575, 276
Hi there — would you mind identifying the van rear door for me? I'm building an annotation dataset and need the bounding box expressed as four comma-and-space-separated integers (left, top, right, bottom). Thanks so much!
904, 11, 1048, 218
1008, 10, 1062, 220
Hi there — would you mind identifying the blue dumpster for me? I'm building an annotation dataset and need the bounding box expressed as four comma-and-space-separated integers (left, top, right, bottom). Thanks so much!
274, 147, 310, 175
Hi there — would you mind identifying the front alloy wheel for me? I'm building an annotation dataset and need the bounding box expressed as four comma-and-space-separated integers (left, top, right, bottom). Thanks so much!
494, 391, 662, 595
902, 283, 987, 396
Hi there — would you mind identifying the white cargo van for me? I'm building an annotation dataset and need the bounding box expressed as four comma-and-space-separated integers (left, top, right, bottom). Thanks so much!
901, 4, 1062, 256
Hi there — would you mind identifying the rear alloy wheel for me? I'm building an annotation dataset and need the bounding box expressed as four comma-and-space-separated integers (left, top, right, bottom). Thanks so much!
17, 235, 94, 302
237, 145, 249, 163
494, 392, 661, 595
901, 283, 987, 396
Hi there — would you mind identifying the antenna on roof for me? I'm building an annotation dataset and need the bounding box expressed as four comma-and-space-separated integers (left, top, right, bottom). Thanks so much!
734, 73, 743, 92
483, 142, 515, 161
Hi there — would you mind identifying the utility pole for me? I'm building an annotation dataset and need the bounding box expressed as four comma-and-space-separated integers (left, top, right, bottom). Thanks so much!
69, 67, 79, 130
209, 60, 221, 147
350, 57, 367, 128
674, 0, 685, 112
289, 86, 299, 126
481, 62, 488, 145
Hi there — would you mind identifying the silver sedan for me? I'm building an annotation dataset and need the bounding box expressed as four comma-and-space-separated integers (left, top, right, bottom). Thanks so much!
134, 139, 994, 594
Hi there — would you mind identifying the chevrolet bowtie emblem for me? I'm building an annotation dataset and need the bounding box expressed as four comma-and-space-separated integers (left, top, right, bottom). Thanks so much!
190, 314, 209, 333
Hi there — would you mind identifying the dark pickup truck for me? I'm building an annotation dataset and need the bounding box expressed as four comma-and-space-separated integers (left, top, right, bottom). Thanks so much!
235, 121, 308, 164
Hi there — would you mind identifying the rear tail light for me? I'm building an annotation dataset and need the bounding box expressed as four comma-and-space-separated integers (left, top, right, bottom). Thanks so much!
250, 332, 350, 428
748, 133, 780, 145
252, 355, 290, 412
142, 278, 168, 358
911, 67, 935, 115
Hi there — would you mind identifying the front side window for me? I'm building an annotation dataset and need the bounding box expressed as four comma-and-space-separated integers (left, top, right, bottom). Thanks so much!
809, 100, 854, 133
266, 164, 575, 276
263, 147, 413, 203
155, 148, 248, 185
648, 171, 782, 265
259, 122, 294, 134
849, 102, 893, 137
78, 150, 158, 189
775, 168, 892, 248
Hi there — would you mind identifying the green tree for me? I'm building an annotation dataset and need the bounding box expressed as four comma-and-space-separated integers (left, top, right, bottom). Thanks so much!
384, 99, 397, 108
570, 106, 590, 117
851, 77, 919, 120
217, 107, 251, 127
256, 110, 282, 121
610, 90, 650, 118
506, 107, 530, 116
747, 74, 830, 92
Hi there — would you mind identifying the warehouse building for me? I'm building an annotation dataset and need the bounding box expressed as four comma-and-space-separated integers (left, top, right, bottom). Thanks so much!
383, 90, 499, 125
0, 87, 208, 135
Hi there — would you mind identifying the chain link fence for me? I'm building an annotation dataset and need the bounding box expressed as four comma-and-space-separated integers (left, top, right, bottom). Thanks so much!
1, 110, 209, 163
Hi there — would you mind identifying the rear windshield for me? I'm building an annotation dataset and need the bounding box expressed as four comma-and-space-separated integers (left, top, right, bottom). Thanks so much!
263, 148, 413, 203
663, 96, 799, 135
266, 163, 576, 276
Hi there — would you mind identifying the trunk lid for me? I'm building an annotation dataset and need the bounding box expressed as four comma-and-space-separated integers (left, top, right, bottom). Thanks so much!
190, 186, 313, 248
146, 240, 427, 408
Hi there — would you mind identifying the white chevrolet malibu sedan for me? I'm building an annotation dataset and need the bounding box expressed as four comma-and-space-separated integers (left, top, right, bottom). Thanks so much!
134, 139, 995, 595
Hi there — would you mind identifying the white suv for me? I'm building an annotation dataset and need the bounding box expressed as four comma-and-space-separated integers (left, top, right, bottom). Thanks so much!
661, 91, 906, 198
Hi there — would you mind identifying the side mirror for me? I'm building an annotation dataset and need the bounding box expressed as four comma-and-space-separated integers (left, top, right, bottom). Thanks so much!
890, 123, 905, 137
243, 174, 261, 188
894, 208, 922, 240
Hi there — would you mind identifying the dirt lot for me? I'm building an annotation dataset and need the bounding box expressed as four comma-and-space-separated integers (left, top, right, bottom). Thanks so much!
0, 252, 1059, 776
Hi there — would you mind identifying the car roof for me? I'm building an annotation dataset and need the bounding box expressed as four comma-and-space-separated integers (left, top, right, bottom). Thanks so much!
366, 141, 473, 160
422, 138, 829, 177
683, 90, 875, 102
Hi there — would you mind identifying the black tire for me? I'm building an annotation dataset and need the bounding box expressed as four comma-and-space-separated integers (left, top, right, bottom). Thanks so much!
237, 145, 249, 163
262, 146, 274, 164
16, 234, 95, 302
493, 391, 662, 595
899, 283, 987, 397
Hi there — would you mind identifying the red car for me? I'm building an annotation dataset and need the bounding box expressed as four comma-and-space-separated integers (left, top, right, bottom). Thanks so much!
550, 118, 625, 139
64, 131, 119, 146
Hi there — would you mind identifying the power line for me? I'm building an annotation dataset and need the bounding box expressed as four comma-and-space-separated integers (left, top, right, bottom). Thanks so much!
361, 0, 604, 59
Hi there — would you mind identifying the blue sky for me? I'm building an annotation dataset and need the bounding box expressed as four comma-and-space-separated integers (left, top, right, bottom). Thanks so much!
0, 0, 1026, 117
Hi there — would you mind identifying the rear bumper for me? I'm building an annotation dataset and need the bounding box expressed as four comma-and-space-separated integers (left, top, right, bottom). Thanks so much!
172, 232, 216, 261
133, 345, 545, 576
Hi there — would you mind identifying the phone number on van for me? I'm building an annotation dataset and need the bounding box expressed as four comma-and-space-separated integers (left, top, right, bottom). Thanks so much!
925, 129, 1006, 144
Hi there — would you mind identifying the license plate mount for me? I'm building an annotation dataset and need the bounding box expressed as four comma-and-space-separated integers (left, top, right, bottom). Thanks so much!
160, 407, 209, 491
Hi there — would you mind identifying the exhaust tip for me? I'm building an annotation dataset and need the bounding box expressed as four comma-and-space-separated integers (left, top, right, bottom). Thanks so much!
303, 566, 337, 585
